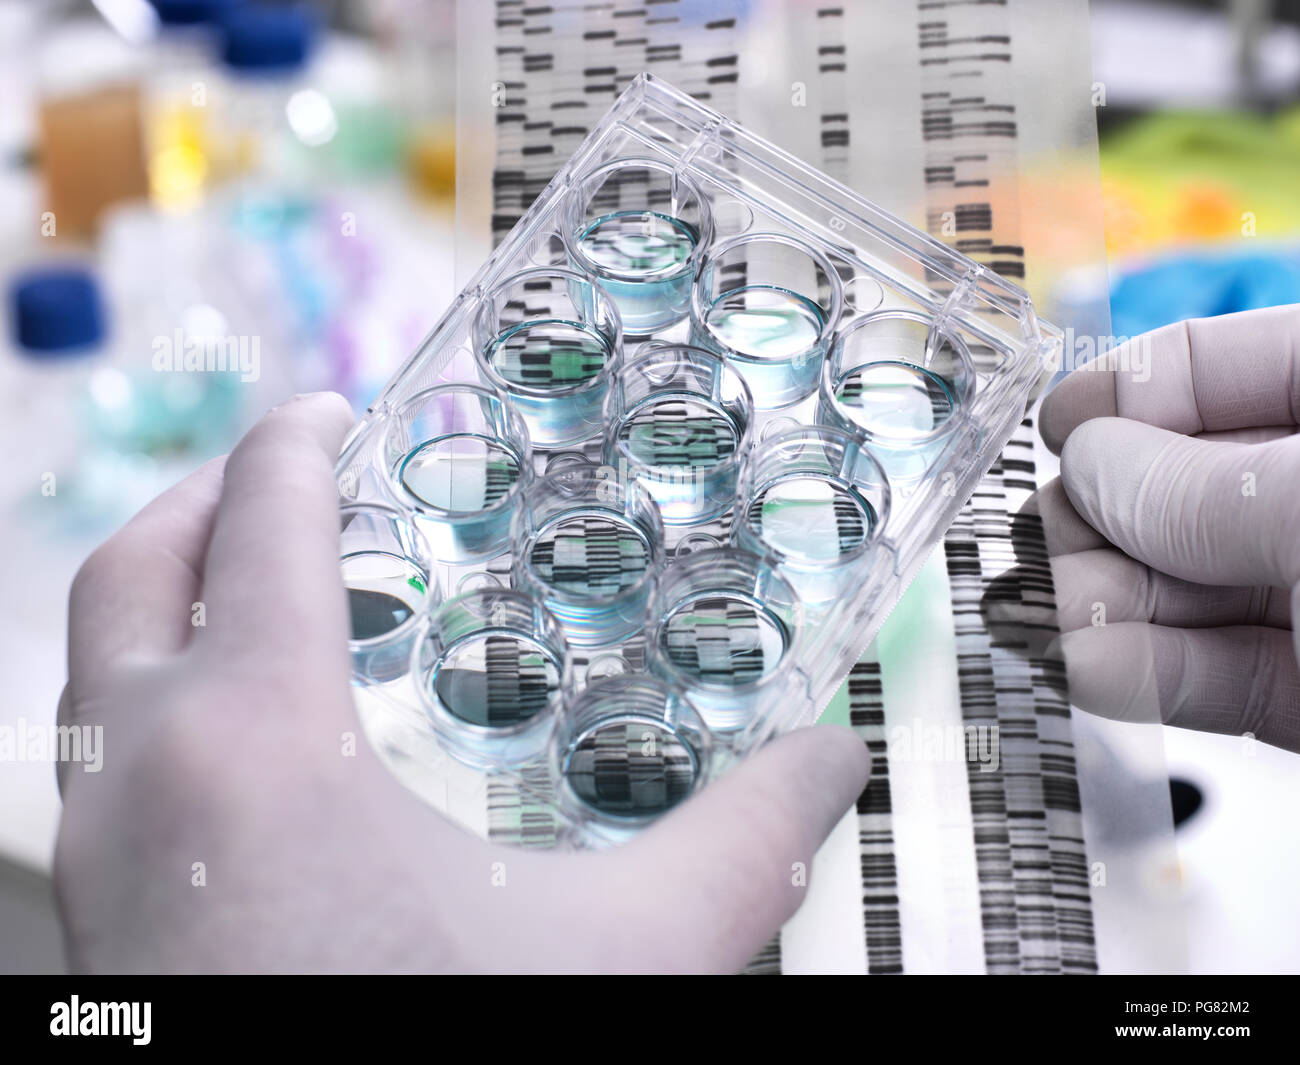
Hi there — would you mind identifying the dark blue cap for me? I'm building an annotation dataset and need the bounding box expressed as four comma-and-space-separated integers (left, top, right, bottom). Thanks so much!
149, 0, 241, 25
220, 6, 316, 73
9, 267, 106, 356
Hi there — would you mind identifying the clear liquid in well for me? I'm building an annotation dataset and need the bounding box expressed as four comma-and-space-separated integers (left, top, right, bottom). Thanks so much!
523, 508, 654, 645
399, 432, 521, 514
744, 474, 877, 563
528, 510, 652, 598
562, 715, 698, 820
342, 550, 428, 641
431, 632, 561, 729
575, 211, 698, 334
486, 319, 613, 393
617, 394, 741, 471
659, 592, 789, 689
577, 210, 697, 278
832, 360, 957, 439
703, 285, 825, 361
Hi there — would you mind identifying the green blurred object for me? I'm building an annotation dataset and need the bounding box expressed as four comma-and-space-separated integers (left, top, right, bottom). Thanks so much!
87, 367, 243, 457
326, 102, 408, 176
1100, 108, 1300, 254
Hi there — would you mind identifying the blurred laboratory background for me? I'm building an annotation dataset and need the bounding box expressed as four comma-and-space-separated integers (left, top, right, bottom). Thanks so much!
1, 0, 1298, 973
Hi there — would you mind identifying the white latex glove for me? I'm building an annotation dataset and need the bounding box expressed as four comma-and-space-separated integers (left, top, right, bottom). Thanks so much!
55, 393, 870, 973
1035, 303, 1300, 753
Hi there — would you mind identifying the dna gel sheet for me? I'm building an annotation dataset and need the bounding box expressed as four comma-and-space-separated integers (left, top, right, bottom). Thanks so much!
449, 0, 1184, 974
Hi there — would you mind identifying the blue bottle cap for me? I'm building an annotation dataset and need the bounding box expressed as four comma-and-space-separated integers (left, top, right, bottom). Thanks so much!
220, 5, 316, 73
8, 268, 106, 357
149, 0, 241, 25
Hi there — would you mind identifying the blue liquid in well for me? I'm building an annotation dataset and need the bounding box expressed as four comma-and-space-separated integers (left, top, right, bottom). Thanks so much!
485, 319, 614, 446
522, 507, 654, 646
398, 432, 523, 561
825, 360, 959, 483
430, 630, 562, 730
613, 392, 743, 524
703, 285, 825, 358
743, 474, 876, 563
561, 715, 699, 821
738, 474, 878, 605
657, 591, 790, 730
831, 360, 957, 440
696, 285, 827, 407
487, 319, 611, 390
342, 550, 429, 683
576, 210, 698, 333
348, 588, 415, 639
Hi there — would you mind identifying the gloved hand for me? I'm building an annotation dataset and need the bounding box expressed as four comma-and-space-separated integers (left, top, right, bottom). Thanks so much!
1035, 303, 1300, 753
55, 393, 870, 973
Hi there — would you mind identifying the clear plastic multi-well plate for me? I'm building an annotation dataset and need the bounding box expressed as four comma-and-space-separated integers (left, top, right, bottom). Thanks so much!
335, 74, 1063, 846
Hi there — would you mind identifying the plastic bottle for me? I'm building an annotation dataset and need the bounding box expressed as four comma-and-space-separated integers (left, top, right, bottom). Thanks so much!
143, 0, 244, 211
214, 4, 321, 231
3, 267, 106, 513
3, 256, 245, 533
